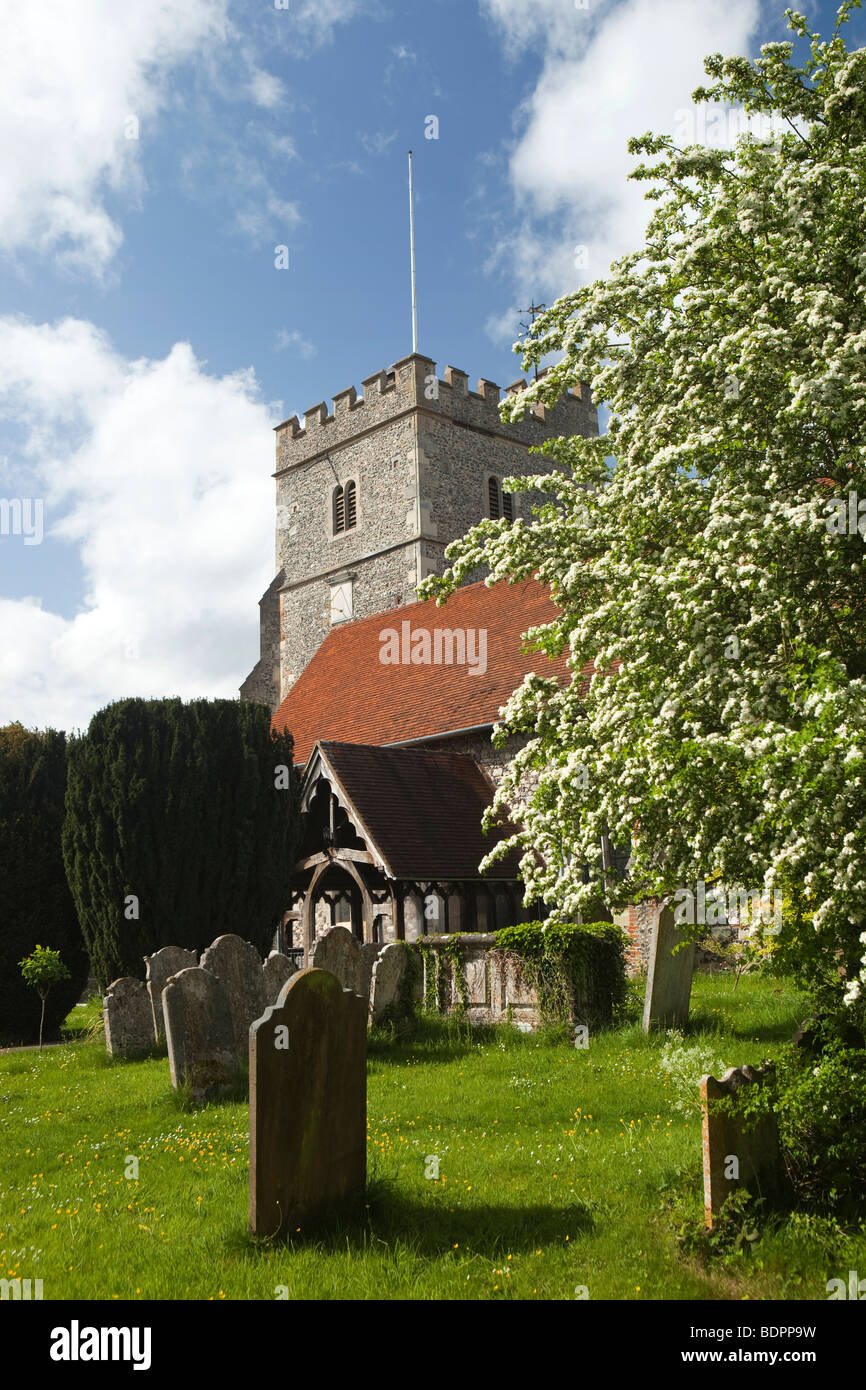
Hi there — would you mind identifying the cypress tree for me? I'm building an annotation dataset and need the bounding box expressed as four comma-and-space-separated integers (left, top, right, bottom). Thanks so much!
62, 699, 301, 987
0, 724, 89, 1045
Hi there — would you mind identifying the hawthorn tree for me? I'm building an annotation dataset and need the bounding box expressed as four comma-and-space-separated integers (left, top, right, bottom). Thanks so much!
421, 4, 866, 1025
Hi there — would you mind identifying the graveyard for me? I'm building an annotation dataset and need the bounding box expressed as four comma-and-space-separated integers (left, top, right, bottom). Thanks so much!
2, 969, 865, 1301
2, 2, 865, 1338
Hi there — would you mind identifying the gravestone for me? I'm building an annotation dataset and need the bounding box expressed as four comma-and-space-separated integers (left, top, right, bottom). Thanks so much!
642, 904, 695, 1032
464, 953, 488, 1008
103, 977, 154, 1057
249, 968, 367, 1239
701, 1062, 779, 1227
369, 942, 414, 1026
262, 951, 297, 1008
163, 967, 236, 1101
504, 949, 540, 1030
360, 942, 384, 1004
311, 926, 364, 997
200, 934, 265, 1059
145, 946, 198, 1042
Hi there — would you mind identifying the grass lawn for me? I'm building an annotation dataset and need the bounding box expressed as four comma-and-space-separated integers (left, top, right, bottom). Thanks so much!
1, 971, 864, 1301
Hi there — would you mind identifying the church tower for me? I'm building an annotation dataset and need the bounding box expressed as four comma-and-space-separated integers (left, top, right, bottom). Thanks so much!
241, 351, 597, 711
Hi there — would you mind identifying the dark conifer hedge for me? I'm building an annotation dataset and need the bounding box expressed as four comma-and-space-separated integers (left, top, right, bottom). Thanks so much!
62, 699, 301, 988
0, 724, 89, 1045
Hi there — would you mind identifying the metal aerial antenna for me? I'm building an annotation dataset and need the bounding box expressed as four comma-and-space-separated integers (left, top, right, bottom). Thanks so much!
518, 300, 547, 380
408, 151, 419, 354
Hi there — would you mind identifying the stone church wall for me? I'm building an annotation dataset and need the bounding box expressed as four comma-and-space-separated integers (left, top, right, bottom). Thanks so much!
243, 352, 597, 710
279, 542, 418, 701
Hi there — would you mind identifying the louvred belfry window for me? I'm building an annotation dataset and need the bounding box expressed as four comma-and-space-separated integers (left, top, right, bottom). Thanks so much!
333, 485, 345, 534
488, 476, 500, 519
502, 490, 514, 522
345, 479, 357, 529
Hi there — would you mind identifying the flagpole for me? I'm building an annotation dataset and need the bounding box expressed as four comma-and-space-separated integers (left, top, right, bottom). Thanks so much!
408, 150, 419, 354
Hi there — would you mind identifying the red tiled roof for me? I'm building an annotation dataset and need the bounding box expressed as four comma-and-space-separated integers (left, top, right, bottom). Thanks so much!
317, 741, 524, 879
273, 577, 577, 763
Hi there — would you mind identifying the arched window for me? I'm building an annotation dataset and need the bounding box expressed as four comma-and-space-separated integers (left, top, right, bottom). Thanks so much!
489, 476, 514, 522
332, 481, 357, 534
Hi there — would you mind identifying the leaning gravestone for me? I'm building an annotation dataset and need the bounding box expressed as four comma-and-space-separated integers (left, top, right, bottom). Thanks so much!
145, 945, 198, 1042
262, 951, 297, 1008
642, 904, 695, 1032
200, 934, 265, 1060
163, 967, 237, 1102
103, 977, 154, 1057
249, 968, 367, 1239
311, 926, 364, 997
701, 1062, 779, 1227
369, 942, 414, 1027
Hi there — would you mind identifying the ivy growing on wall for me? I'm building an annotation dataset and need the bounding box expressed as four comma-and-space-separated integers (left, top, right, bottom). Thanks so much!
417, 940, 440, 1013
442, 935, 469, 1016
417, 936, 470, 1015
494, 921, 627, 1030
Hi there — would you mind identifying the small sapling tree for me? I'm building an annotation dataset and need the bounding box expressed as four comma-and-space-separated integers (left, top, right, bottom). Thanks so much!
19, 945, 71, 1052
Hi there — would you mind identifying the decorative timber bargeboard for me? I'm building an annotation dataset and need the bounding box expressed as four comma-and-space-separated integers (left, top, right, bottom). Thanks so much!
288, 741, 532, 964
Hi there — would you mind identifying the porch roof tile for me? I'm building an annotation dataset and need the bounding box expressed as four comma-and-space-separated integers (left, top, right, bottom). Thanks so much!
317, 740, 525, 881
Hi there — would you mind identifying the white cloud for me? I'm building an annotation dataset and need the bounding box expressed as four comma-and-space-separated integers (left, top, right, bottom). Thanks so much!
248, 68, 287, 110
480, 0, 595, 58
0, 317, 278, 732
289, 0, 380, 46
485, 304, 525, 348
480, 0, 761, 303
265, 133, 299, 161
273, 329, 317, 359
358, 130, 399, 156
0, 0, 231, 275
235, 192, 302, 244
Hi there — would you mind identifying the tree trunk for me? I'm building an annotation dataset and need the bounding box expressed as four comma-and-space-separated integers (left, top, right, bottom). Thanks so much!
39, 993, 46, 1052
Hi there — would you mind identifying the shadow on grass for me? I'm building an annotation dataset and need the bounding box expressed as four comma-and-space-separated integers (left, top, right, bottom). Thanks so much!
240, 1181, 595, 1258
684, 1007, 803, 1044
171, 1062, 250, 1111
367, 1014, 527, 1062
367, 1013, 630, 1064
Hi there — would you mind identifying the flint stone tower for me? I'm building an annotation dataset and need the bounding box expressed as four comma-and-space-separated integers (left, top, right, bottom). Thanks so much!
241, 351, 597, 712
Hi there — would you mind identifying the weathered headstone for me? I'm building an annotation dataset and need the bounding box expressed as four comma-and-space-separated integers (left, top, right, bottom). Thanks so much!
145, 945, 198, 1042
464, 953, 488, 1008
103, 977, 154, 1057
369, 942, 414, 1026
504, 949, 540, 1030
311, 926, 364, 997
360, 941, 384, 1004
642, 904, 695, 1032
249, 968, 367, 1239
701, 1063, 779, 1227
262, 951, 297, 1008
163, 967, 237, 1101
199, 934, 265, 1059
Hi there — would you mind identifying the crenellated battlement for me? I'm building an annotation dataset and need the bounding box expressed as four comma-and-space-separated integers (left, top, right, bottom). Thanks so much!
247, 346, 600, 711
274, 353, 595, 471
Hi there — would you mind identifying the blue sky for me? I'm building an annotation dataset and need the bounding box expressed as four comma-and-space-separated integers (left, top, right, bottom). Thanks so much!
0, 0, 859, 731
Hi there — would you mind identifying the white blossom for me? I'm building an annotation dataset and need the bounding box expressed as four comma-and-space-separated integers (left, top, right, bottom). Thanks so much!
420, 4, 866, 1013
